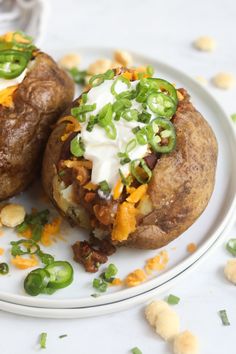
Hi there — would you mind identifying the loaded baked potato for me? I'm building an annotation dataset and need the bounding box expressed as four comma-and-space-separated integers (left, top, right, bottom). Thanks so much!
0, 31, 74, 200
42, 67, 218, 251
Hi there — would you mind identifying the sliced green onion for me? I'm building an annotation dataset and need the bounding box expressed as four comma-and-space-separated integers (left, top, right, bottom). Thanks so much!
40, 332, 47, 349
167, 294, 180, 305
70, 136, 85, 157
132, 126, 141, 134
0, 262, 9, 275
219, 309, 230, 326
104, 263, 118, 281
116, 89, 137, 100
86, 115, 98, 132
37, 250, 55, 266
89, 73, 105, 87
231, 113, 236, 122
131, 347, 142, 354
146, 65, 154, 77
98, 103, 113, 127
119, 169, 132, 186
104, 69, 115, 80
82, 92, 88, 103
226, 239, 236, 256
130, 159, 152, 184
99, 180, 111, 195
137, 111, 151, 124
93, 278, 108, 292
105, 122, 117, 140
111, 76, 131, 97
10, 239, 40, 257
135, 128, 148, 145
122, 109, 139, 122
69, 68, 87, 85
126, 139, 137, 153
59, 334, 68, 339
71, 103, 96, 120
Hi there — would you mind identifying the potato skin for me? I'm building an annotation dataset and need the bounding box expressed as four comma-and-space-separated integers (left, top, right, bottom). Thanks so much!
0, 52, 74, 201
42, 89, 218, 250
123, 91, 218, 248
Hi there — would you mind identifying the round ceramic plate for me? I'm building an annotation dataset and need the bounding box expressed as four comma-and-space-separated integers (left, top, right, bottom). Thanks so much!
0, 48, 236, 311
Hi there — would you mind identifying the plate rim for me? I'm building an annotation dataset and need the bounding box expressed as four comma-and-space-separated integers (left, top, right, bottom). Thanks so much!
0, 48, 236, 309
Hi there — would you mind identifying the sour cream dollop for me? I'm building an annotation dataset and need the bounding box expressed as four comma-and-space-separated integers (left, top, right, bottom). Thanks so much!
78, 78, 156, 189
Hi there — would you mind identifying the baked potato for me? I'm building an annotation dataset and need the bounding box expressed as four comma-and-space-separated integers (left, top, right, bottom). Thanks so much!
42, 67, 218, 250
0, 31, 74, 201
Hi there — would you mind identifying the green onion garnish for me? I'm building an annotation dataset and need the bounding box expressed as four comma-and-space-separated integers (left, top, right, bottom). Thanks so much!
231, 113, 236, 122
219, 310, 230, 326
131, 347, 142, 354
71, 103, 96, 119
93, 278, 108, 292
39, 332, 47, 349
104, 263, 118, 281
86, 115, 98, 132
167, 294, 180, 305
68, 68, 87, 85
97, 103, 113, 127
105, 122, 117, 140
130, 159, 152, 184
89, 73, 105, 87
146, 65, 154, 77
111, 76, 131, 97
99, 180, 111, 195
122, 108, 139, 122
226, 239, 236, 256
119, 169, 132, 186
126, 139, 137, 153
70, 136, 85, 157
82, 92, 88, 103
59, 334, 68, 339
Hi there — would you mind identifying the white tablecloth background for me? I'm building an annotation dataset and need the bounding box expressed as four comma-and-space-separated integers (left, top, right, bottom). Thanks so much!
0, 0, 236, 353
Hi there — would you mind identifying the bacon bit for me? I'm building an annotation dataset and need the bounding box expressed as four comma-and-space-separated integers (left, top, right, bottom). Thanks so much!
0, 85, 18, 107
11, 255, 38, 270
187, 243, 197, 253
111, 202, 137, 242
84, 192, 96, 203
125, 269, 147, 287
126, 184, 148, 204
145, 250, 169, 275
110, 278, 122, 286
63, 160, 92, 170
41, 218, 62, 246
177, 90, 184, 101
0, 248, 4, 255
122, 71, 132, 81
84, 182, 98, 191
113, 178, 124, 200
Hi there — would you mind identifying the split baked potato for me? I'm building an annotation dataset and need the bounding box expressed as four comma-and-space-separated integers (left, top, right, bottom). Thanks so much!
0, 31, 74, 200
42, 67, 218, 250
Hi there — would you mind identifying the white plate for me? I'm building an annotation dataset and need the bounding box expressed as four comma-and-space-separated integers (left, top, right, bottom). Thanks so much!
0, 217, 234, 319
0, 48, 236, 311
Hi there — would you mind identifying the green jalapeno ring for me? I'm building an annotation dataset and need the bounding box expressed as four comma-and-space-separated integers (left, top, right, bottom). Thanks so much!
24, 268, 51, 296
149, 117, 176, 154
45, 261, 74, 290
147, 92, 177, 119
0, 50, 29, 79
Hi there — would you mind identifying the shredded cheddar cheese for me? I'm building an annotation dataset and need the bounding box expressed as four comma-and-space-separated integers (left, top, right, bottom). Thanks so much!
145, 250, 169, 275
126, 184, 148, 204
0, 248, 4, 255
111, 201, 137, 242
41, 217, 62, 246
0, 85, 18, 107
111, 278, 123, 286
84, 182, 98, 191
122, 71, 133, 81
11, 255, 38, 269
187, 243, 197, 253
125, 269, 147, 287
63, 160, 93, 170
113, 178, 124, 200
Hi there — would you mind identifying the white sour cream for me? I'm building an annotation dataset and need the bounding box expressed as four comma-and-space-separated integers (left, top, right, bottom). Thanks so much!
78, 79, 155, 189
0, 68, 28, 91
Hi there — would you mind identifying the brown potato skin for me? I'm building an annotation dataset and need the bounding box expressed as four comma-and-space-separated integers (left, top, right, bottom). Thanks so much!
122, 91, 218, 248
42, 90, 218, 249
0, 52, 74, 201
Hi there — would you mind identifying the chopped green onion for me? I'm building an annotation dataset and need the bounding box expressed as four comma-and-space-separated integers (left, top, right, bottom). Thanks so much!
226, 239, 236, 256
104, 263, 118, 281
82, 92, 88, 103
97, 103, 113, 127
99, 180, 111, 195
131, 347, 142, 354
89, 73, 105, 87
126, 139, 137, 153
32, 223, 43, 241
130, 159, 152, 184
167, 294, 180, 305
93, 278, 108, 292
39, 332, 47, 349
219, 310, 230, 326
69, 68, 87, 85
231, 113, 236, 122
104, 69, 115, 80
146, 65, 154, 77
105, 122, 117, 140
0, 262, 9, 275
111, 76, 131, 97
71, 104, 96, 121
132, 126, 141, 134
11, 239, 40, 257
122, 109, 139, 122
59, 334, 68, 339
137, 111, 151, 124
86, 115, 98, 132
91, 293, 101, 298
70, 136, 85, 157
119, 169, 132, 186
135, 128, 148, 145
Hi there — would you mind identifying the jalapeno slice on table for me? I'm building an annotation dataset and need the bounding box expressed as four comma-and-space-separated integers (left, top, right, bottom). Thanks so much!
24, 269, 51, 296
149, 117, 176, 153
0, 262, 9, 275
0, 50, 29, 79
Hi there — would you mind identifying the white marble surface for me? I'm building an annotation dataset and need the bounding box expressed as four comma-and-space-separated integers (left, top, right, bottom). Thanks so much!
1, 0, 236, 353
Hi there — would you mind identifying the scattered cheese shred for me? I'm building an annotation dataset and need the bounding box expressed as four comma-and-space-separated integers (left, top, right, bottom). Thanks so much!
187, 243, 197, 253
0, 248, 4, 255
145, 250, 169, 275
113, 178, 124, 200
11, 255, 38, 269
122, 71, 133, 81
125, 269, 147, 287
111, 278, 123, 286
111, 201, 137, 242
126, 184, 148, 204
41, 217, 62, 246
84, 182, 98, 191
0, 85, 18, 107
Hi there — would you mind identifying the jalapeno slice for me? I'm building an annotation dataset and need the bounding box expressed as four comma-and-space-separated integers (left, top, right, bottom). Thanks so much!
0, 262, 9, 275
24, 269, 51, 296
147, 92, 176, 119
149, 117, 176, 153
0, 50, 29, 79
45, 261, 74, 290
146, 78, 178, 104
